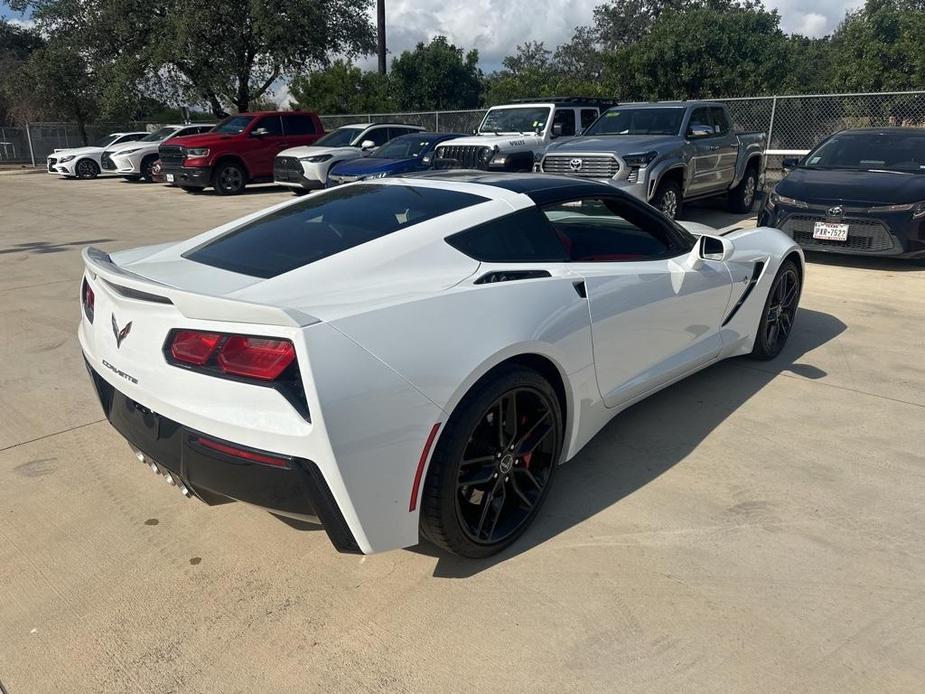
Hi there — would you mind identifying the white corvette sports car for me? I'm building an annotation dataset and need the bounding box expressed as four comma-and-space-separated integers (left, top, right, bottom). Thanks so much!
79, 173, 803, 557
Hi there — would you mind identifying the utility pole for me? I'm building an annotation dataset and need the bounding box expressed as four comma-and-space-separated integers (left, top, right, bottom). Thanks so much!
377, 0, 386, 75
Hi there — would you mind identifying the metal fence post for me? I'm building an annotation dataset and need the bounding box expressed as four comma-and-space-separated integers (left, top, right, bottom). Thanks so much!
25, 122, 36, 167
762, 96, 778, 185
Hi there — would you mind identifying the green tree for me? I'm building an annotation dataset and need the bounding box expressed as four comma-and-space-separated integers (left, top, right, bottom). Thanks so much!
289, 60, 394, 114
390, 36, 482, 110
14, 0, 377, 117
609, 2, 790, 99
829, 0, 925, 92
0, 19, 44, 123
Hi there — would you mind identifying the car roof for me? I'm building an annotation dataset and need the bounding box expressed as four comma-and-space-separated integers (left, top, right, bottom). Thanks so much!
389, 131, 463, 141
402, 170, 622, 205
835, 127, 925, 135
608, 101, 721, 109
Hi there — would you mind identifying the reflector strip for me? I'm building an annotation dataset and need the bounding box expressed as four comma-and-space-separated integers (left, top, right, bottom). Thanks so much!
409, 422, 441, 512
193, 436, 291, 469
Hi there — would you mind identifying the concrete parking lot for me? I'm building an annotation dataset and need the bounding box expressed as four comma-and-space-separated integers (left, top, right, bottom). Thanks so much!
1, 173, 923, 693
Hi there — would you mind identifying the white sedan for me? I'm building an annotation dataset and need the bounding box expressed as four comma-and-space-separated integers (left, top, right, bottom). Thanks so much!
47, 132, 147, 178
102, 123, 213, 181
78, 173, 803, 557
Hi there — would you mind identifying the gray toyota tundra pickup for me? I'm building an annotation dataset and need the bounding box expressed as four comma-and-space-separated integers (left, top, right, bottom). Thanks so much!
539, 101, 766, 218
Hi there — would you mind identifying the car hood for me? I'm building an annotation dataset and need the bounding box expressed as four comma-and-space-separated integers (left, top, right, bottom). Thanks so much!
166, 132, 241, 148
546, 135, 679, 155
51, 146, 104, 157
776, 167, 925, 205
331, 157, 415, 175
278, 144, 356, 158
436, 134, 545, 150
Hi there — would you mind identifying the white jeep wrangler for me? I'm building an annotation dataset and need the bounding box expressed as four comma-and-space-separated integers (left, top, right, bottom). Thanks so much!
433, 98, 613, 172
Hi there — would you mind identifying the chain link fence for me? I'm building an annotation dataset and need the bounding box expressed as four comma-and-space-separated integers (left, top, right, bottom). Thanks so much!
6, 91, 925, 185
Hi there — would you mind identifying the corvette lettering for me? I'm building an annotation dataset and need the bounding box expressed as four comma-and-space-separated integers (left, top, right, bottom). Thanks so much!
101, 359, 138, 384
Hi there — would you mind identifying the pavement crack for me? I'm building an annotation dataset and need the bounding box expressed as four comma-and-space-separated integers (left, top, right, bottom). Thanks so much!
0, 419, 105, 453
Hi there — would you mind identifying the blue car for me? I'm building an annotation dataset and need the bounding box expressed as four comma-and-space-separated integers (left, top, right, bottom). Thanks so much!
326, 132, 463, 186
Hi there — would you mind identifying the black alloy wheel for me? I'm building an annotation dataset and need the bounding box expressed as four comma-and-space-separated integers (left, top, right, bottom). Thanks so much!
751, 260, 801, 360
421, 366, 562, 557
75, 159, 100, 179
214, 162, 246, 195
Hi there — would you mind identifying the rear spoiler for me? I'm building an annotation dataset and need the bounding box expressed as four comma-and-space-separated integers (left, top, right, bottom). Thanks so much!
82, 247, 319, 328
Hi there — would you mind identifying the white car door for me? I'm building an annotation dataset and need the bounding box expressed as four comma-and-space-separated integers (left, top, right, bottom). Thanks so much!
540, 196, 734, 408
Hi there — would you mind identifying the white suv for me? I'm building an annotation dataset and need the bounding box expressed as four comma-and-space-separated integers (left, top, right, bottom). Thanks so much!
102, 124, 214, 182
274, 123, 424, 191
47, 132, 147, 179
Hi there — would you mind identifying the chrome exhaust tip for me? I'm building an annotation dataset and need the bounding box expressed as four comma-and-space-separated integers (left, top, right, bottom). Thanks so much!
129, 445, 146, 463
148, 461, 160, 474
164, 472, 176, 486
178, 485, 191, 498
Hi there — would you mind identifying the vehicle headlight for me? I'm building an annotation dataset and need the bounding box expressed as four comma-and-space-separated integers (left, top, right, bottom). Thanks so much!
118, 148, 141, 156
365, 172, 389, 179
480, 147, 495, 162
185, 148, 209, 158
300, 154, 333, 163
490, 153, 507, 166
768, 190, 808, 208
869, 201, 925, 218
623, 151, 658, 167
58, 155, 75, 163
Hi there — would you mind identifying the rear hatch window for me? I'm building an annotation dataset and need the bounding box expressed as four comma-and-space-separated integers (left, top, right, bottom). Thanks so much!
184, 184, 486, 278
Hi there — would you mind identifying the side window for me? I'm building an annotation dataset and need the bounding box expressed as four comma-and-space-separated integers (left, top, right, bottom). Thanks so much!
115, 134, 144, 144
541, 197, 685, 262
389, 127, 418, 139
710, 107, 731, 135
446, 207, 568, 263
580, 109, 598, 130
254, 116, 283, 136
364, 127, 391, 146
688, 108, 714, 137
552, 109, 576, 136
283, 114, 316, 135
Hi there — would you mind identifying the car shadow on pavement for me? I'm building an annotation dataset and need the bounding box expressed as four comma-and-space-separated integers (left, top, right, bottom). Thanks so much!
0, 238, 115, 255
411, 307, 847, 578
803, 252, 925, 272
681, 196, 762, 231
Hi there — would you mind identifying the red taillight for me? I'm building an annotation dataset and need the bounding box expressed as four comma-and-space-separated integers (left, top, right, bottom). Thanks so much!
82, 278, 95, 323
193, 436, 290, 468
216, 336, 296, 380
170, 330, 221, 365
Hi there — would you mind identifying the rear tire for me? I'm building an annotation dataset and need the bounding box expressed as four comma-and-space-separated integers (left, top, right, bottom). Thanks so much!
213, 161, 246, 195
750, 259, 801, 360
420, 365, 563, 558
652, 179, 682, 219
729, 165, 759, 213
75, 159, 99, 179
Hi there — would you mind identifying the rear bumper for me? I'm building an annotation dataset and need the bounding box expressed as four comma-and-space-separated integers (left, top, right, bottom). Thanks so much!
159, 164, 212, 188
85, 361, 361, 553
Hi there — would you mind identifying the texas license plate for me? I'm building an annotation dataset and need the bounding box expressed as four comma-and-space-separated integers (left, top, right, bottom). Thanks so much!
813, 221, 848, 241
165, 173, 174, 183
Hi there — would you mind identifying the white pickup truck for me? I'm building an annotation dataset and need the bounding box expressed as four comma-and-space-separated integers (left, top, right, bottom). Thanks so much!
433, 98, 613, 173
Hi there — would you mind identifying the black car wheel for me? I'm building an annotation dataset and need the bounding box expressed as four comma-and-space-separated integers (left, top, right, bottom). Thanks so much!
75, 159, 100, 179
214, 162, 246, 195
653, 179, 682, 219
140, 155, 159, 182
750, 259, 801, 360
729, 165, 759, 213
420, 365, 562, 558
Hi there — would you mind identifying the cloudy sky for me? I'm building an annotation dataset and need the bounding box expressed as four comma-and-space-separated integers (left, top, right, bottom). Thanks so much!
358, 0, 863, 71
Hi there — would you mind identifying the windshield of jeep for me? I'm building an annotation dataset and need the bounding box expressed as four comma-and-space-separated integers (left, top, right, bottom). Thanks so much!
479, 107, 551, 135
585, 108, 685, 136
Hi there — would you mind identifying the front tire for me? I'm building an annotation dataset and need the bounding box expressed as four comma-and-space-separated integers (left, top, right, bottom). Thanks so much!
729, 165, 759, 213
420, 365, 563, 558
75, 159, 100, 179
652, 179, 682, 219
213, 161, 246, 195
140, 155, 158, 182
750, 259, 801, 360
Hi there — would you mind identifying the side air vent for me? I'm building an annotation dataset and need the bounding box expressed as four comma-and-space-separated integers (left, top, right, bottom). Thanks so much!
103, 279, 173, 304
474, 270, 552, 285
721, 261, 765, 326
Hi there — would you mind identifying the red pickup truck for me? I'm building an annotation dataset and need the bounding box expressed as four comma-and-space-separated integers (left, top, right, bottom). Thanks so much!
158, 111, 324, 195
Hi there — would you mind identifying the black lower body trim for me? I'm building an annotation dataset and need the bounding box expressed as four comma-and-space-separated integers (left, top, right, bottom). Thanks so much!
85, 360, 361, 554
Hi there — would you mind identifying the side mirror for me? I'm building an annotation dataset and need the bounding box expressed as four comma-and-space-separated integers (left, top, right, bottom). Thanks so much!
251, 127, 270, 137
360, 139, 376, 150
699, 234, 734, 262
687, 125, 713, 139
782, 157, 799, 170
551, 123, 564, 138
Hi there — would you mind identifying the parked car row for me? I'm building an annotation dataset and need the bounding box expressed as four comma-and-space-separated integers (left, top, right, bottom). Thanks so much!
46, 100, 925, 257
